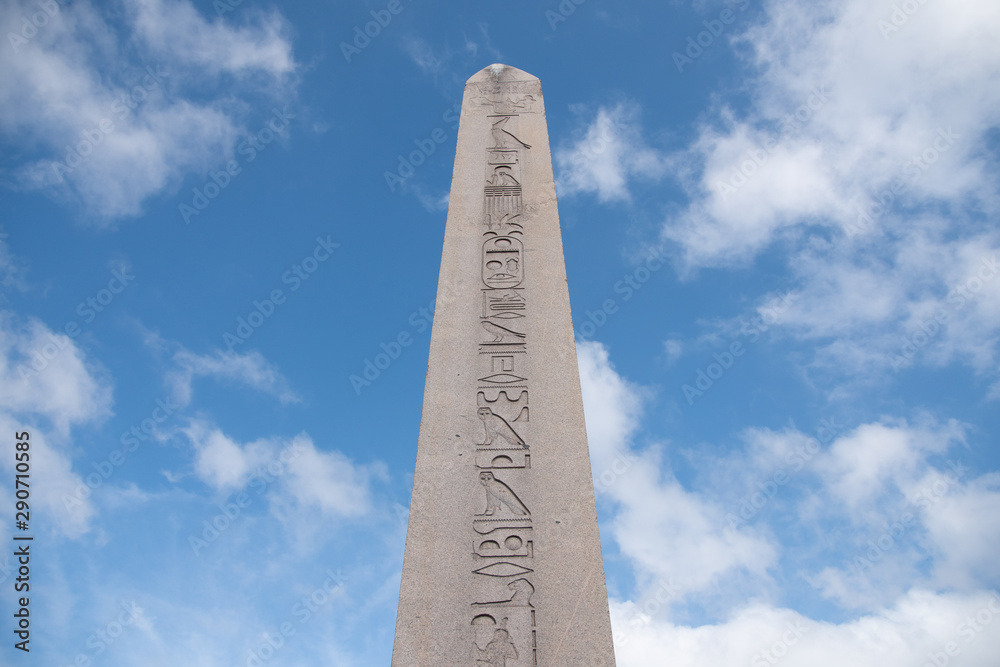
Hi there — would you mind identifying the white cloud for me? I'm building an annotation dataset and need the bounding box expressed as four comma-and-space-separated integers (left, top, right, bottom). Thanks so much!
0, 313, 113, 433
642, 0, 1000, 390
0, 0, 297, 220
920, 471, 1000, 591
126, 0, 294, 76
0, 313, 116, 536
183, 419, 274, 492
182, 421, 373, 518
166, 346, 300, 408
577, 340, 644, 473
0, 418, 97, 538
663, 338, 684, 366
611, 589, 1000, 667
284, 441, 373, 518
815, 419, 963, 509
663, 0, 1000, 267
579, 341, 777, 602
750, 234, 1000, 387
555, 103, 668, 203
404, 37, 447, 76
581, 342, 1000, 659
737, 417, 1000, 615
610, 449, 780, 601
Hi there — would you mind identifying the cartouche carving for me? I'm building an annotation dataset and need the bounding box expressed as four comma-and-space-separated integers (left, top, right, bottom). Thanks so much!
483, 236, 524, 288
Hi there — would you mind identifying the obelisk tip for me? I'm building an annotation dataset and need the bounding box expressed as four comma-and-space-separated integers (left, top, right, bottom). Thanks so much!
466, 64, 539, 85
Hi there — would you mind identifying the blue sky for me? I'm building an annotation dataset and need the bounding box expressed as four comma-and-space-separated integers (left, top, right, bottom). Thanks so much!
1, 0, 999, 664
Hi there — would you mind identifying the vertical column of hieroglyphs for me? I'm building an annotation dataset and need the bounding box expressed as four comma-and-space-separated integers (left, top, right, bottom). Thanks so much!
392, 64, 617, 666
468, 76, 540, 667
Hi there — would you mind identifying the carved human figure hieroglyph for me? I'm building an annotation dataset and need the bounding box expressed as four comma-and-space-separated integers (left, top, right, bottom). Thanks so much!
475, 618, 519, 667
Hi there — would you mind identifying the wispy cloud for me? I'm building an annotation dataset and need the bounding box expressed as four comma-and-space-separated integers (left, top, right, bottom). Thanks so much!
182, 420, 374, 518
555, 102, 668, 203
166, 346, 301, 408
0, 0, 297, 221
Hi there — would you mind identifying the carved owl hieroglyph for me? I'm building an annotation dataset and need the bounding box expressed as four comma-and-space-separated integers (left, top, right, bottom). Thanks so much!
478, 472, 529, 517
477, 407, 526, 448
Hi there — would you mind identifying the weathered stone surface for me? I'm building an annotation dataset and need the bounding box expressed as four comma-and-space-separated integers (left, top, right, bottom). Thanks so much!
392, 64, 616, 666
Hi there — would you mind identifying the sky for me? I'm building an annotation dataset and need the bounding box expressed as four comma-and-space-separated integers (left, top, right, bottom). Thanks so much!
1, 0, 999, 664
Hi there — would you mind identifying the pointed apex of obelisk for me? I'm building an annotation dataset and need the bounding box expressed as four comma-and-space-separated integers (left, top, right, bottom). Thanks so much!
466, 63, 539, 85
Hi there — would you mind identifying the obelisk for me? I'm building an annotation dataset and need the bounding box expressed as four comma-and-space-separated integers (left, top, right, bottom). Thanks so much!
392, 64, 617, 666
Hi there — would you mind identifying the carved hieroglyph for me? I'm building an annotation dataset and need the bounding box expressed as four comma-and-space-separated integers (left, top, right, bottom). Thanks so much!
392, 64, 617, 667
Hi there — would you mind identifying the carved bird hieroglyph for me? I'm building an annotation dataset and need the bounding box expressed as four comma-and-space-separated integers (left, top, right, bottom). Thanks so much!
478, 407, 526, 449
491, 117, 531, 149
482, 321, 525, 343
478, 472, 529, 517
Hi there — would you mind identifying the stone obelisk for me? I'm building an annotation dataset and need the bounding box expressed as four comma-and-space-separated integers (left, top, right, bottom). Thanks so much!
392, 64, 617, 666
